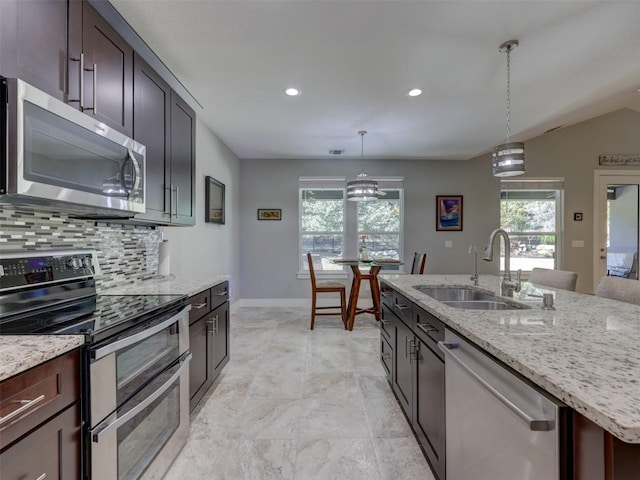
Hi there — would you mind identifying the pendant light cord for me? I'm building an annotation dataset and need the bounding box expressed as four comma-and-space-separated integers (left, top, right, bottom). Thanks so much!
506, 45, 512, 142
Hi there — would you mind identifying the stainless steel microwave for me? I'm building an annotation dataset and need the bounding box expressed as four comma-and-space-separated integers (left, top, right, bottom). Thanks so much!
1, 77, 146, 215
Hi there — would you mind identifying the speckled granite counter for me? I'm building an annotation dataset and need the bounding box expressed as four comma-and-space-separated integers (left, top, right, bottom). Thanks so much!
0, 335, 85, 381
379, 274, 640, 443
100, 275, 229, 297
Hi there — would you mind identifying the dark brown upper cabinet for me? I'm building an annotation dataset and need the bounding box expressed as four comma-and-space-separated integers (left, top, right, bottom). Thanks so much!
134, 54, 195, 225
1, 0, 133, 137
0, 0, 69, 101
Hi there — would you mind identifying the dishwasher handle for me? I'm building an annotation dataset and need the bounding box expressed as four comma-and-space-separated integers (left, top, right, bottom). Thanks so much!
438, 341, 554, 432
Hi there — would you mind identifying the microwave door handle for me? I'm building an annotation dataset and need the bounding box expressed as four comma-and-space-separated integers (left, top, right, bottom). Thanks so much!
91, 353, 192, 443
125, 149, 141, 200
91, 305, 191, 360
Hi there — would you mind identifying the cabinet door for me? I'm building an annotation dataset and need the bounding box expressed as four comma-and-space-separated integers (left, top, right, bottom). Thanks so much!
169, 91, 196, 225
211, 302, 230, 381
414, 338, 446, 480
0, 402, 81, 480
82, 1, 133, 136
133, 53, 171, 223
392, 317, 413, 415
0, 0, 68, 101
189, 313, 213, 412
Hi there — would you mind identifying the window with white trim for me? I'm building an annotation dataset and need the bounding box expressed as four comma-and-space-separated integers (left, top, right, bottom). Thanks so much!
299, 177, 404, 274
500, 179, 564, 272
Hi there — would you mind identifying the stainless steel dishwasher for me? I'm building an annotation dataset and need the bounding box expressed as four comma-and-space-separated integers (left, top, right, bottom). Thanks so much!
438, 330, 569, 480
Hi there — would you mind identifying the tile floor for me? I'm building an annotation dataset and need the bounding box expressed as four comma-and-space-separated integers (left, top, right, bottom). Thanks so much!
165, 307, 435, 480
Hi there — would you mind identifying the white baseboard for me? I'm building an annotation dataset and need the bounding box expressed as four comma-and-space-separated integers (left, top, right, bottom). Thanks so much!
232, 298, 374, 310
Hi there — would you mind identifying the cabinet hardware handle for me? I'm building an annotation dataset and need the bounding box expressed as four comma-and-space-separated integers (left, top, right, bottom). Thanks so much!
214, 315, 219, 334
36, 474, 47, 480
192, 302, 207, 310
205, 318, 215, 335
380, 319, 390, 325
174, 185, 179, 217
409, 340, 418, 361
416, 323, 438, 334
437, 341, 554, 431
83, 63, 97, 114
68, 53, 84, 108
213, 291, 228, 296
405, 336, 410, 358
395, 303, 409, 311
0, 395, 46, 426
382, 353, 391, 360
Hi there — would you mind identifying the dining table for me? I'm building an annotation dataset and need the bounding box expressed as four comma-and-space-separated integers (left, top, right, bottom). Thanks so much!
331, 259, 402, 331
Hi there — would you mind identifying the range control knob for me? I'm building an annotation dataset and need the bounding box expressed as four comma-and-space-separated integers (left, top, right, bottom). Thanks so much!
82, 256, 93, 268
68, 257, 82, 269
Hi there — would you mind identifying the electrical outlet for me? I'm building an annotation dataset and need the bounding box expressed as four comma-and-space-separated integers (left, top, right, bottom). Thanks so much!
445, 240, 453, 248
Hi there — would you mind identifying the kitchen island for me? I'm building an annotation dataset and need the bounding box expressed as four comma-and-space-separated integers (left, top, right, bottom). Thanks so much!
379, 273, 640, 479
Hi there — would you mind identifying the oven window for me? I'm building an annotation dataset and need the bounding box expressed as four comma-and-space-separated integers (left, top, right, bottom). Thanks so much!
115, 323, 180, 404
117, 375, 180, 480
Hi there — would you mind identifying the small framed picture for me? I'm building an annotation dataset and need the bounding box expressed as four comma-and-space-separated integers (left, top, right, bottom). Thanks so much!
257, 208, 281, 221
205, 176, 225, 224
436, 195, 463, 231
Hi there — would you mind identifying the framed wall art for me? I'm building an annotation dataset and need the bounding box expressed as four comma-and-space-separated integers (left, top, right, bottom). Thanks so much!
257, 209, 282, 221
205, 176, 225, 224
436, 195, 463, 231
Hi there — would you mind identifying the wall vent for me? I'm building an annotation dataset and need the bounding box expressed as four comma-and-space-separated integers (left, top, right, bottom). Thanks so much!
329, 149, 345, 155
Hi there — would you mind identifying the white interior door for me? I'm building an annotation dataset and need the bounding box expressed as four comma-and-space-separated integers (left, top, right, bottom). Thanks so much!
593, 171, 640, 291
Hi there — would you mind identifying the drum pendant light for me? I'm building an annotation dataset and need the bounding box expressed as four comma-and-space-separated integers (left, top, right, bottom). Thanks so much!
347, 131, 384, 201
492, 39, 525, 177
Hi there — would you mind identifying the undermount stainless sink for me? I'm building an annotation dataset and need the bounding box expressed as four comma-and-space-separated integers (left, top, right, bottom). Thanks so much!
413, 286, 530, 310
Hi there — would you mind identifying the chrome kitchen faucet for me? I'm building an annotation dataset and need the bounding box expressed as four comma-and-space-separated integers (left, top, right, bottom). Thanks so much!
483, 228, 521, 296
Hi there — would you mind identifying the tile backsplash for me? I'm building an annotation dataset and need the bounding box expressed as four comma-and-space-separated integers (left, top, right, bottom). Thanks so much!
0, 205, 162, 291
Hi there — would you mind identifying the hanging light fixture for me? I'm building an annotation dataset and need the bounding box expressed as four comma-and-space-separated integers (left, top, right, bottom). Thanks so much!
492, 39, 525, 177
347, 131, 384, 201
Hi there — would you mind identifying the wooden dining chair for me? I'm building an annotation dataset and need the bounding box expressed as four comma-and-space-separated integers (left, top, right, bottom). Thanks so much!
411, 252, 427, 274
529, 268, 578, 291
307, 253, 348, 330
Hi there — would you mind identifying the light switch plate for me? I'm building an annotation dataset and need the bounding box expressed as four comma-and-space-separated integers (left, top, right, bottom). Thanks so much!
572, 240, 585, 248
445, 240, 453, 248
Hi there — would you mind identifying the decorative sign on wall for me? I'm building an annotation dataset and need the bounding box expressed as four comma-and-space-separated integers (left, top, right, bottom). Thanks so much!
257, 209, 282, 221
598, 154, 640, 166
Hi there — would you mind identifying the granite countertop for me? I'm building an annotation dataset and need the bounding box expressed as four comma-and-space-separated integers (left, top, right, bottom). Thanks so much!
0, 336, 85, 381
378, 273, 640, 443
101, 274, 229, 297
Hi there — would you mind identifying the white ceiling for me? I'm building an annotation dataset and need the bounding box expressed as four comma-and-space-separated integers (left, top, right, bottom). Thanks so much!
110, 0, 640, 161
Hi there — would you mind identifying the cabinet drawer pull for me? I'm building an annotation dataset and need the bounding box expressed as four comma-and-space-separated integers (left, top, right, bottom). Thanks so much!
213, 291, 228, 296
192, 302, 207, 310
380, 319, 390, 325
416, 323, 438, 334
0, 394, 46, 426
36, 474, 47, 480
394, 303, 409, 311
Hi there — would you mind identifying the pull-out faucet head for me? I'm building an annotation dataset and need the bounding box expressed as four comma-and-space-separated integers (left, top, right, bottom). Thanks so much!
483, 245, 494, 261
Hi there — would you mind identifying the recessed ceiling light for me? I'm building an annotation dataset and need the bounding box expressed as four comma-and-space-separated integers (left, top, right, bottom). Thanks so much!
284, 87, 301, 96
408, 88, 423, 97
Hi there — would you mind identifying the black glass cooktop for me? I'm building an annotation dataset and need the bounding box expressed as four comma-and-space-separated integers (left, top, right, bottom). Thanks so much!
0, 293, 186, 343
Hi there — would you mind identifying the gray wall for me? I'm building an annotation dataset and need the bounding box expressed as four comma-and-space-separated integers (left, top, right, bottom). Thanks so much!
239, 156, 500, 300
238, 108, 640, 299
164, 119, 241, 304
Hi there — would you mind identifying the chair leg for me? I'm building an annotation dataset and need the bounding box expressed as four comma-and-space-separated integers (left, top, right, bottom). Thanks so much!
340, 289, 347, 329
310, 292, 316, 330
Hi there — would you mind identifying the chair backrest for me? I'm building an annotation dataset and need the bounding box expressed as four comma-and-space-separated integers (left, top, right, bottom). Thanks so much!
529, 267, 578, 291
595, 276, 640, 306
411, 253, 427, 274
628, 252, 638, 279
306, 252, 317, 287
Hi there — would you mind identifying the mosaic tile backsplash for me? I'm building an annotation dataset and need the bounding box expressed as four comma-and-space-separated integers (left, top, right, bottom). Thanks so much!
0, 205, 162, 291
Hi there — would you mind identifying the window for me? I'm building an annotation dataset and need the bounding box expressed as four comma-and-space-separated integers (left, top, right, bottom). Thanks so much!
299, 177, 404, 275
300, 179, 345, 272
357, 189, 402, 260
500, 179, 564, 272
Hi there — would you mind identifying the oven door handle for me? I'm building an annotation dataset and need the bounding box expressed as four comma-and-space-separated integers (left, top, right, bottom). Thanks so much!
91, 353, 192, 443
91, 305, 191, 360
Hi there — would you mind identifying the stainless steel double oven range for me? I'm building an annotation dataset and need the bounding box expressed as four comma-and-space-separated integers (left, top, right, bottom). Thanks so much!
0, 250, 191, 480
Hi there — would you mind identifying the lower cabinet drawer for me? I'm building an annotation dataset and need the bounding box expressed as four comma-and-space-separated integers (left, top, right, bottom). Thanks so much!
0, 402, 81, 480
188, 289, 211, 324
210, 281, 229, 310
0, 349, 80, 449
